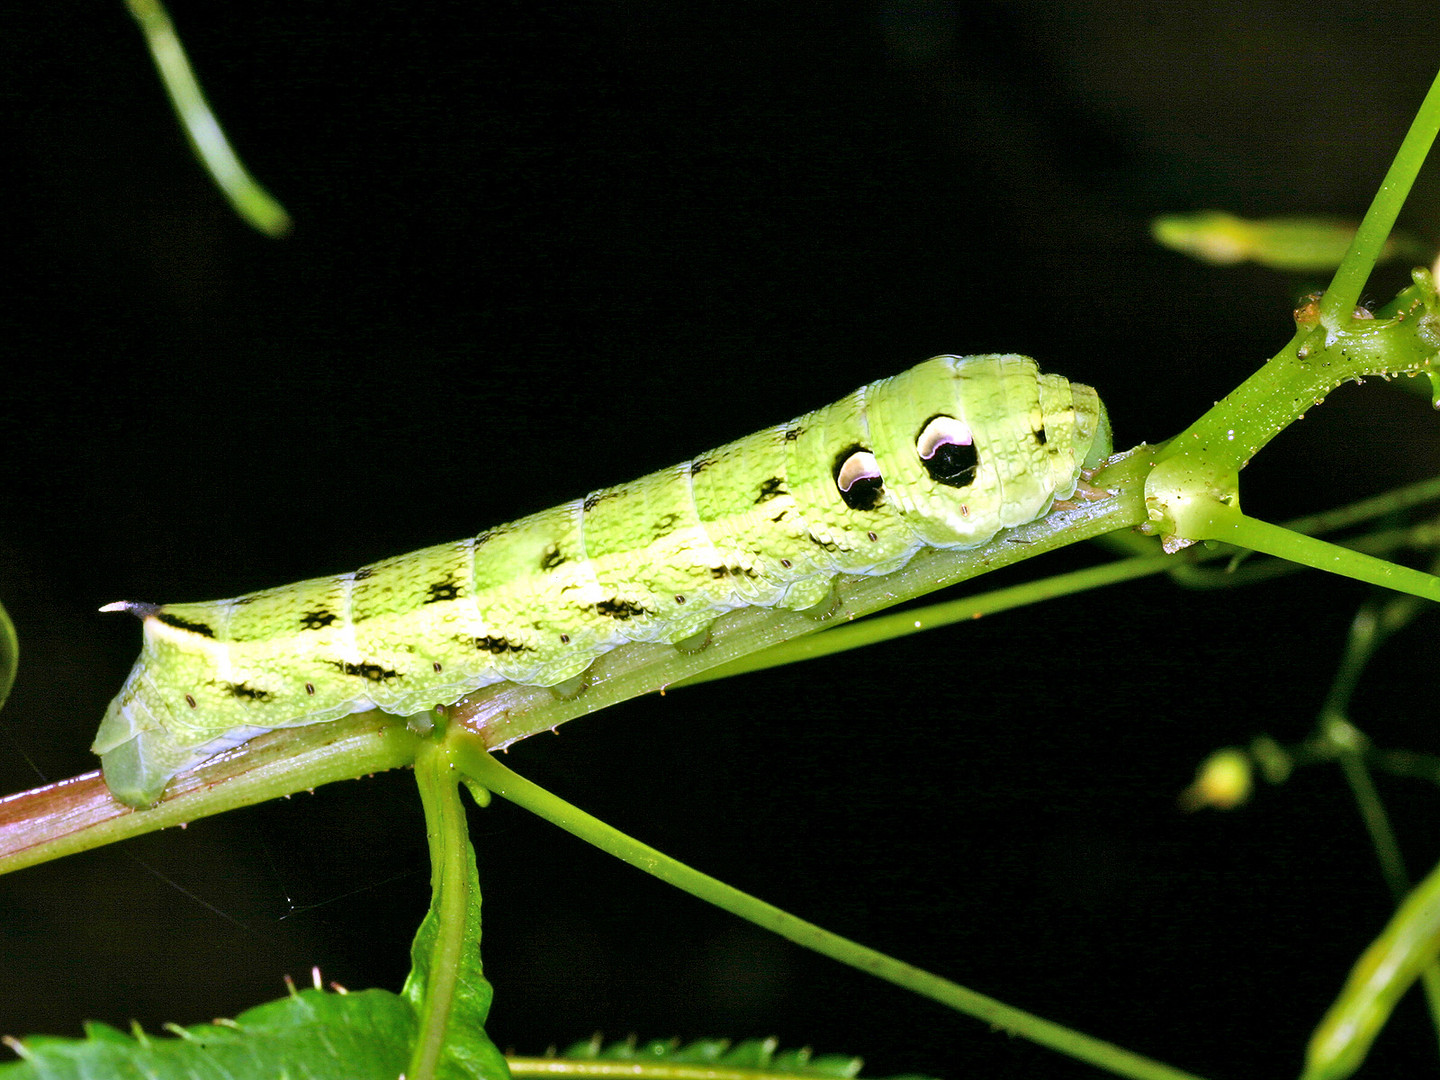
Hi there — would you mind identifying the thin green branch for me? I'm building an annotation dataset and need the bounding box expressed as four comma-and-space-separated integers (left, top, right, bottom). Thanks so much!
678, 552, 1167, 686
125, 0, 292, 236
456, 746, 1209, 1080
0, 596, 15, 714
1321, 68, 1440, 326
407, 740, 473, 1080
1172, 504, 1440, 601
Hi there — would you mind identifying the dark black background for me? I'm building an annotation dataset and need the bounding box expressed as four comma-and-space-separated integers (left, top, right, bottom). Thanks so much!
6, 2, 1440, 1077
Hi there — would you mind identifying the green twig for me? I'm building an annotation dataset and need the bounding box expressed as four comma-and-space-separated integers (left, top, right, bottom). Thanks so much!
0, 596, 16, 714
455, 744, 1209, 1080
125, 0, 292, 236
1321, 69, 1440, 326
678, 552, 1168, 686
408, 740, 473, 1080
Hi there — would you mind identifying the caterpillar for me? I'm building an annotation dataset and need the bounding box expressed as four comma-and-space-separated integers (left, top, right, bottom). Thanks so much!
93, 354, 1112, 807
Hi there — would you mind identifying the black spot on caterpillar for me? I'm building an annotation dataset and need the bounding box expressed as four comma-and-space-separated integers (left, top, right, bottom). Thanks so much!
595, 598, 650, 620
425, 578, 462, 604
472, 636, 527, 655
156, 612, 215, 637
755, 477, 786, 503
225, 682, 272, 701
329, 660, 401, 682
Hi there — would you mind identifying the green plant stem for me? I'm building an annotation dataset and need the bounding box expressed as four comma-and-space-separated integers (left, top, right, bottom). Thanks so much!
1282, 475, 1440, 539
0, 711, 420, 876
1318, 576, 1440, 1057
454, 743, 1208, 1080
408, 739, 473, 1080
506, 1059, 861, 1080
1325, 717, 1408, 900
0, 596, 15, 714
678, 552, 1169, 686
1178, 502, 1440, 601
1321, 68, 1440, 325
1304, 851, 1440, 1080
125, 0, 292, 236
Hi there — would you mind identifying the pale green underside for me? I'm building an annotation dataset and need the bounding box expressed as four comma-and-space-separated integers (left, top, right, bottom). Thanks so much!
94, 354, 1111, 806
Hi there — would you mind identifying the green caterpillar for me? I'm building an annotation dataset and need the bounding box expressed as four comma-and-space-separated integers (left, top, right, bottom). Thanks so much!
94, 354, 1111, 807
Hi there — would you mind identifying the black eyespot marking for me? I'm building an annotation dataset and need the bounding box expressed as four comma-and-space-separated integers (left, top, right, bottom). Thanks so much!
432, 662, 443, 672
305, 682, 316, 695
353, 567, 375, 581
559, 634, 570, 644
185, 694, 197, 708
425, 578, 461, 604
834, 445, 884, 512
225, 682, 273, 701
867, 531, 878, 542
780, 558, 793, 569
156, 613, 215, 638
540, 544, 566, 571
922, 442, 979, 487
755, 476, 786, 504
691, 457, 714, 475
472, 635, 528, 654
916, 414, 979, 488
300, 609, 338, 630
595, 598, 649, 620
1035, 425, 1049, 446
674, 594, 686, 604
328, 660, 400, 682
784, 425, 803, 442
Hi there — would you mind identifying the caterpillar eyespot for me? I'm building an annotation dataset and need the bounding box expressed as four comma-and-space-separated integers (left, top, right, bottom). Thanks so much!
917, 414, 979, 487
917, 415, 973, 457
834, 448, 885, 512
93, 354, 1111, 808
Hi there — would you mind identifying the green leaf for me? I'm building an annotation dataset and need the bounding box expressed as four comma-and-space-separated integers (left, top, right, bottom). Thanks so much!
542, 1035, 935, 1079
0, 985, 413, 1080
402, 743, 510, 1080
0, 595, 15, 714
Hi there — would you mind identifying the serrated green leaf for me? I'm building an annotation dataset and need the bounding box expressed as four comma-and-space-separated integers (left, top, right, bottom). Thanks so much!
401, 748, 510, 1080
400, 832, 509, 1080
537, 1036, 937, 1080
0, 986, 413, 1080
